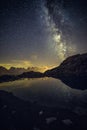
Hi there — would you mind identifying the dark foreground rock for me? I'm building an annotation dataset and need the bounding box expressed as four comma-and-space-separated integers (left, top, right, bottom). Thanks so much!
0, 90, 87, 130
45, 53, 87, 89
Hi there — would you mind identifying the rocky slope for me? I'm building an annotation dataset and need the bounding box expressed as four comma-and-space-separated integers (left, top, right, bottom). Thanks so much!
45, 53, 87, 78
45, 53, 87, 89
0, 90, 87, 130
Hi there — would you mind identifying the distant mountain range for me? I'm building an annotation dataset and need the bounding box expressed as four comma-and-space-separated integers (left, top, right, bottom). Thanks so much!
1, 53, 87, 79
0, 66, 45, 76
0, 53, 87, 89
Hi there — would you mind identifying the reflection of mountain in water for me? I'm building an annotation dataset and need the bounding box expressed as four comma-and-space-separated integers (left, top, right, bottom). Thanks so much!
0, 53, 87, 129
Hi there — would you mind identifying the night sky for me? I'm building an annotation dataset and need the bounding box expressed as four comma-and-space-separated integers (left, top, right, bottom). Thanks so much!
0, 0, 87, 69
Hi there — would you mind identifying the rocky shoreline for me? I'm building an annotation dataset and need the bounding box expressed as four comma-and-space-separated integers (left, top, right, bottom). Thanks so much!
0, 90, 87, 130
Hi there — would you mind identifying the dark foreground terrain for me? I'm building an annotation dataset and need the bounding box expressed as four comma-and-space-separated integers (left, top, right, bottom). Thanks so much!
0, 90, 87, 130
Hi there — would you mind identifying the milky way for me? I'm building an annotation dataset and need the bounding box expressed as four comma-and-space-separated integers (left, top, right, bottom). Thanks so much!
40, 0, 76, 62
0, 0, 87, 68
46, 0, 87, 54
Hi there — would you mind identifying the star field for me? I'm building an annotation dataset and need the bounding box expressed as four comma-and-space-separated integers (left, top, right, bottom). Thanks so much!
0, 0, 87, 69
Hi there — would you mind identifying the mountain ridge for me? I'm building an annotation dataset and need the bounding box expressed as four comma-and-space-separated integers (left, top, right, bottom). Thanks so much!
0, 53, 87, 89
45, 53, 87, 78
0, 66, 45, 76
44, 53, 87, 89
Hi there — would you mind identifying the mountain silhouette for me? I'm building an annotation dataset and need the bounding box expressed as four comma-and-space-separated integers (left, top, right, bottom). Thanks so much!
45, 53, 87, 77
0, 66, 8, 75
45, 53, 87, 89
0, 66, 45, 76
0, 53, 87, 89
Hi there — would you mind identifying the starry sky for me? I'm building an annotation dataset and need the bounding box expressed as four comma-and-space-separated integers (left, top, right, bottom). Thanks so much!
0, 0, 87, 69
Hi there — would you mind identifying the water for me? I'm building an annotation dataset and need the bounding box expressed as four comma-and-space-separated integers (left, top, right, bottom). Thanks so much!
0, 77, 87, 109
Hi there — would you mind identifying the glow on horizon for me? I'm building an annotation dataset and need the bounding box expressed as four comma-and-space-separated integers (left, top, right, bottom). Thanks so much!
0, 60, 57, 72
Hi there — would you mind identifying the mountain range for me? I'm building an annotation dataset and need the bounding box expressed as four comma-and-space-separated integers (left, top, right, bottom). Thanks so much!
0, 66, 45, 76
0, 53, 87, 89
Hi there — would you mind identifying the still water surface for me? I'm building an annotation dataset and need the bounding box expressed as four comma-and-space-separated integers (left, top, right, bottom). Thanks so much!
0, 77, 87, 108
